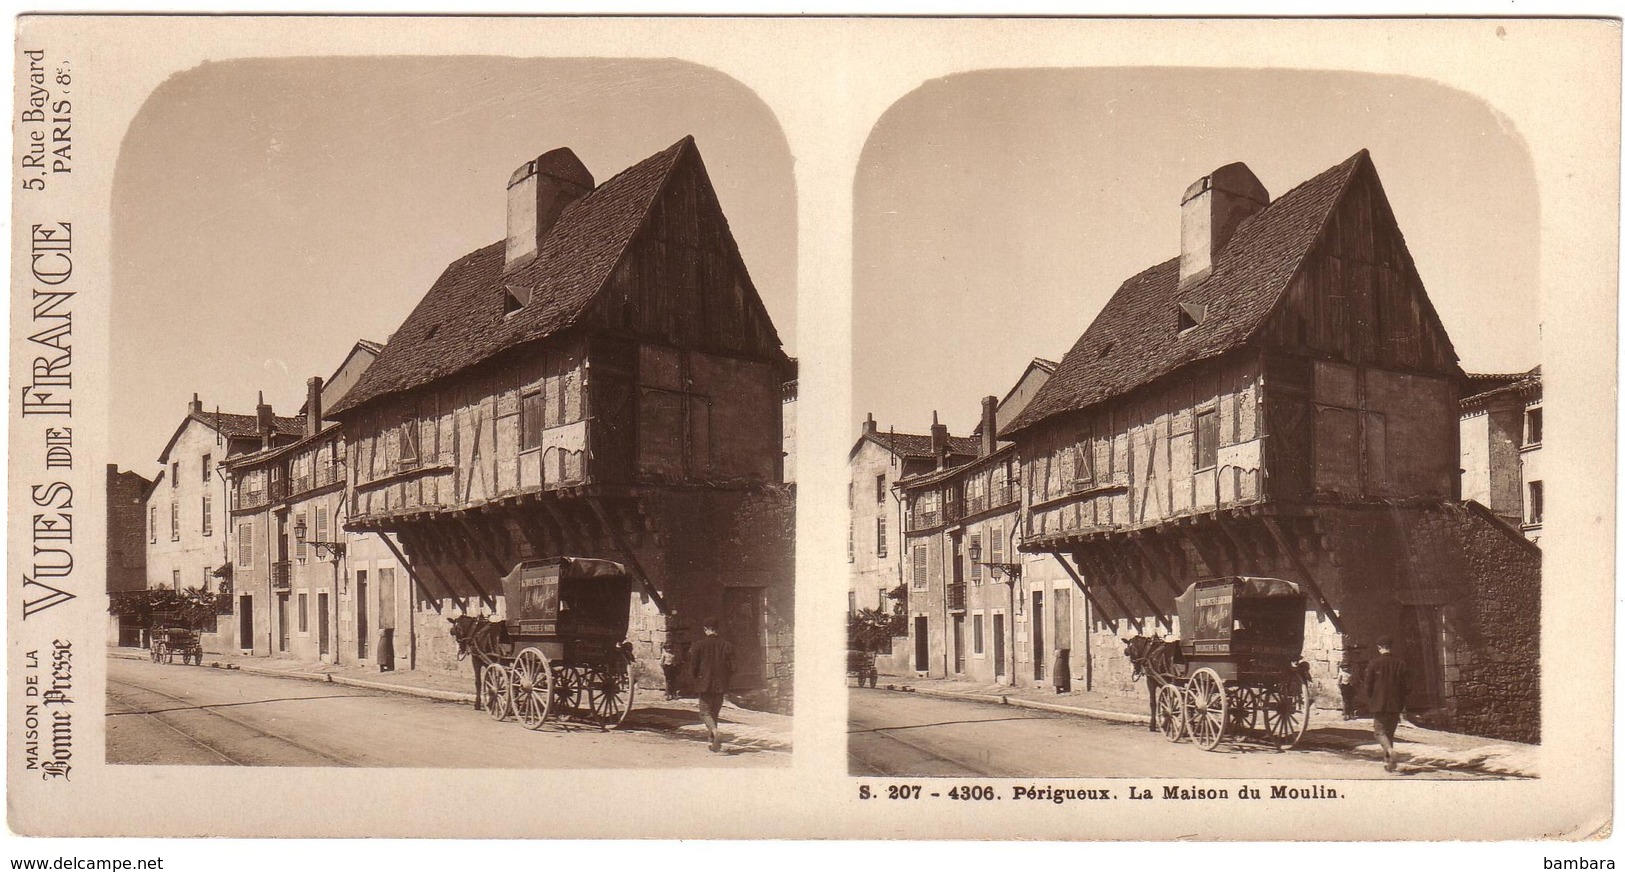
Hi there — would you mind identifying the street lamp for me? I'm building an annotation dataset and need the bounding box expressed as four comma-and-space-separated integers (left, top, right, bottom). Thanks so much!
968, 539, 1022, 580
293, 517, 346, 560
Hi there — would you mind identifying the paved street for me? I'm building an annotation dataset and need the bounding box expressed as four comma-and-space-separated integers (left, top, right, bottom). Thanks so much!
107, 657, 784, 767
848, 688, 1494, 779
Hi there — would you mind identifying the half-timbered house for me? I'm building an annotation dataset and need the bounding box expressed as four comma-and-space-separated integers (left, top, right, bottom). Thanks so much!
1001, 153, 1540, 741
327, 137, 795, 704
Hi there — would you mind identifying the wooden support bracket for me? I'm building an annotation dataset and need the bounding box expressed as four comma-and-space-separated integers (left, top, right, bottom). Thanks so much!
1262, 516, 1344, 633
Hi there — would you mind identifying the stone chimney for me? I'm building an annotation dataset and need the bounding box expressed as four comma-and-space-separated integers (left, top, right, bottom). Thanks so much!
256, 391, 274, 450
980, 395, 998, 457
305, 376, 324, 437
188, 392, 202, 414
930, 411, 948, 470
505, 148, 595, 273
863, 413, 877, 436
1179, 162, 1270, 287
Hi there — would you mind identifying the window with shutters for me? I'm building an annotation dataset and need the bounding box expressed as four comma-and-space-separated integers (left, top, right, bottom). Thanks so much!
969, 533, 982, 584
315, 506, 330, 559
876, 515, 888, 558
875, 473, 886, 503
1195, 409, 1219, 471
521, 390, 545, 451
990, 525, 1004, 569
847, 522, 854, 563
170, 502, 179, 541
1527, 481, 1544, 525
202, 454, 212, 483
150, 506, 157, 544
298, 593, 309, 633
973, 613, 985, 655
295, 511, 308, 560
201, 494, 213, 537
912, 545, 928, 590
238, 522, 253, 565
399, 415, 420, 467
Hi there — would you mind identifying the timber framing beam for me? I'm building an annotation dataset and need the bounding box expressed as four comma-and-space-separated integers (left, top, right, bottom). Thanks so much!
1262, 516, 1344, 634
1070, 547, 1144, 634
1097, 540, 1173, 633
1130, 533, 1185, 596
377, 530, 453, 606
586, 496, 669, 615
1045, 549, 1115, 632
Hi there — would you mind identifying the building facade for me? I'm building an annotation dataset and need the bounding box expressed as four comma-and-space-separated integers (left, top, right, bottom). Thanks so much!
328, 138, 795, 705
106, 465, 153, 647
999, 153, 1540, 742
1459, 367, 1543, 542
145, 395, 304, 652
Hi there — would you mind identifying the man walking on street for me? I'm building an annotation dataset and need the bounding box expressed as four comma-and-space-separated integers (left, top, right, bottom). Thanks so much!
687, 616, 735, 753
1361, 635, 1410, 772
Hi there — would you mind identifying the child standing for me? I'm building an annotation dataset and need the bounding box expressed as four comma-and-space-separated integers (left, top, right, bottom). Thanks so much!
661, 643, 681, 700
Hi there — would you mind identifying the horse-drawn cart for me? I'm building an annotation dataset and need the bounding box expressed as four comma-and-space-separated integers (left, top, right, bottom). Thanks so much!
149, 626, 203, 666
1128, 576, 1313, 751
847, 649, 878, 688
451, 558, 637, 731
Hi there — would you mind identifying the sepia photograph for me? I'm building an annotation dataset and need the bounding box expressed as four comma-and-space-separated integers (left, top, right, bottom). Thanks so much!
848, 68, 1544, 782
4, 14, 1613, 847
101, 56, 797, 768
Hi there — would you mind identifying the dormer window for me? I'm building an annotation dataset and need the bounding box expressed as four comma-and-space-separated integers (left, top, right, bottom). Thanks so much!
503, 283, 529, 316
1177, 301, 1207, 334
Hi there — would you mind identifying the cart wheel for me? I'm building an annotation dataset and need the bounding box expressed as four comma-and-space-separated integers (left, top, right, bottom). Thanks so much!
552, 665, 585, 717
867, 669, 878, 689
588, 657, 636, 730
481, 664, 512, 722
1186, 668, 1228, 751
510, 647, 554, 730
1261, 674, 1312, 750
1155, 683, 1186, 742
1227, 685, 1258, 733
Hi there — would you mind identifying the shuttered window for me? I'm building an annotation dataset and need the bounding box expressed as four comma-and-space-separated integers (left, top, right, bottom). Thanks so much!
912, 545, 928, 590
969, 533, 982, 583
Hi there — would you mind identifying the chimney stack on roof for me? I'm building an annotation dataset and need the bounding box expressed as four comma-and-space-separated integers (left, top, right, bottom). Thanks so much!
1179, 162, 1269, 287
863, 412, 877, 436
930, 411, 948, 470
980, 395, 998, 457
256, 391, 274, 450
505, 148, 596, 273
306, 376, 324, 437
189, 392, 203, 414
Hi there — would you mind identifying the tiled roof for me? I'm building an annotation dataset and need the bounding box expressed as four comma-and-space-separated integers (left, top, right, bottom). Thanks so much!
1003, 151, 1369, 438
330, 137, 694, 416
897, 443, 1015, 490
1460, 365, 1541, 408
354, 339, 386, 355
196, 411, 305, 438
855, 431, 980, 460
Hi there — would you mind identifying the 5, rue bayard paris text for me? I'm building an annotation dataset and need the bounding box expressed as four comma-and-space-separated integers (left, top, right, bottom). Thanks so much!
21, 220, 77, 621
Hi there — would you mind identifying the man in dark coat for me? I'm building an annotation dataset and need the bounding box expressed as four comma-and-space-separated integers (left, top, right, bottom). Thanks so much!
1361, 635, 1410, 772
686, 616, 735, 753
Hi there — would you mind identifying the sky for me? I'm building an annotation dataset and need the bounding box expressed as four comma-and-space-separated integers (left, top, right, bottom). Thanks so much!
853, 68, 1540, 440
111, 57, 796, 474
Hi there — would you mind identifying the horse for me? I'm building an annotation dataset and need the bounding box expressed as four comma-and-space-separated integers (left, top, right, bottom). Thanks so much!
448, 614, 508, 710
1123, 635, 1178, 733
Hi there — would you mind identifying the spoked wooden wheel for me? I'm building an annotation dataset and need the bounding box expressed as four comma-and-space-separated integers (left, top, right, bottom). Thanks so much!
1155, 683, 1186, 743
587, 658, 636, 730
510, 647, 555, 730
481, 664, 512, 722
552, 665, 586, 718
1227, 685, 1260, 733
1186, 668, 1229, 751
1260, 675, 1312, 750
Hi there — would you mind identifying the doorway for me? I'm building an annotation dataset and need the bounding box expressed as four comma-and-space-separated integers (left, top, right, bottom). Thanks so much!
913, 616, 929, 672
317, 592, 331, 657
276, 594, 289, 652
239, 596, 253, 653
993, 613, 1006, 679
1032, 590, 1046, 681
952, 615, 965, 674
723, 587, 766, 688
356, 571, 369, 661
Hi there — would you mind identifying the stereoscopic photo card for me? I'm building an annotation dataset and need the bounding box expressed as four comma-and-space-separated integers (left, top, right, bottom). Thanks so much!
6, 15, 1616, 841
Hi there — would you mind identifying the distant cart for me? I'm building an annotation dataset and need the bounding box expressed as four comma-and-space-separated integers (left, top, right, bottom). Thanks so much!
149, 627, 203, 666
846, 649, 878, 687
1128, 576, 1312, 751
450, 558, 637, 731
